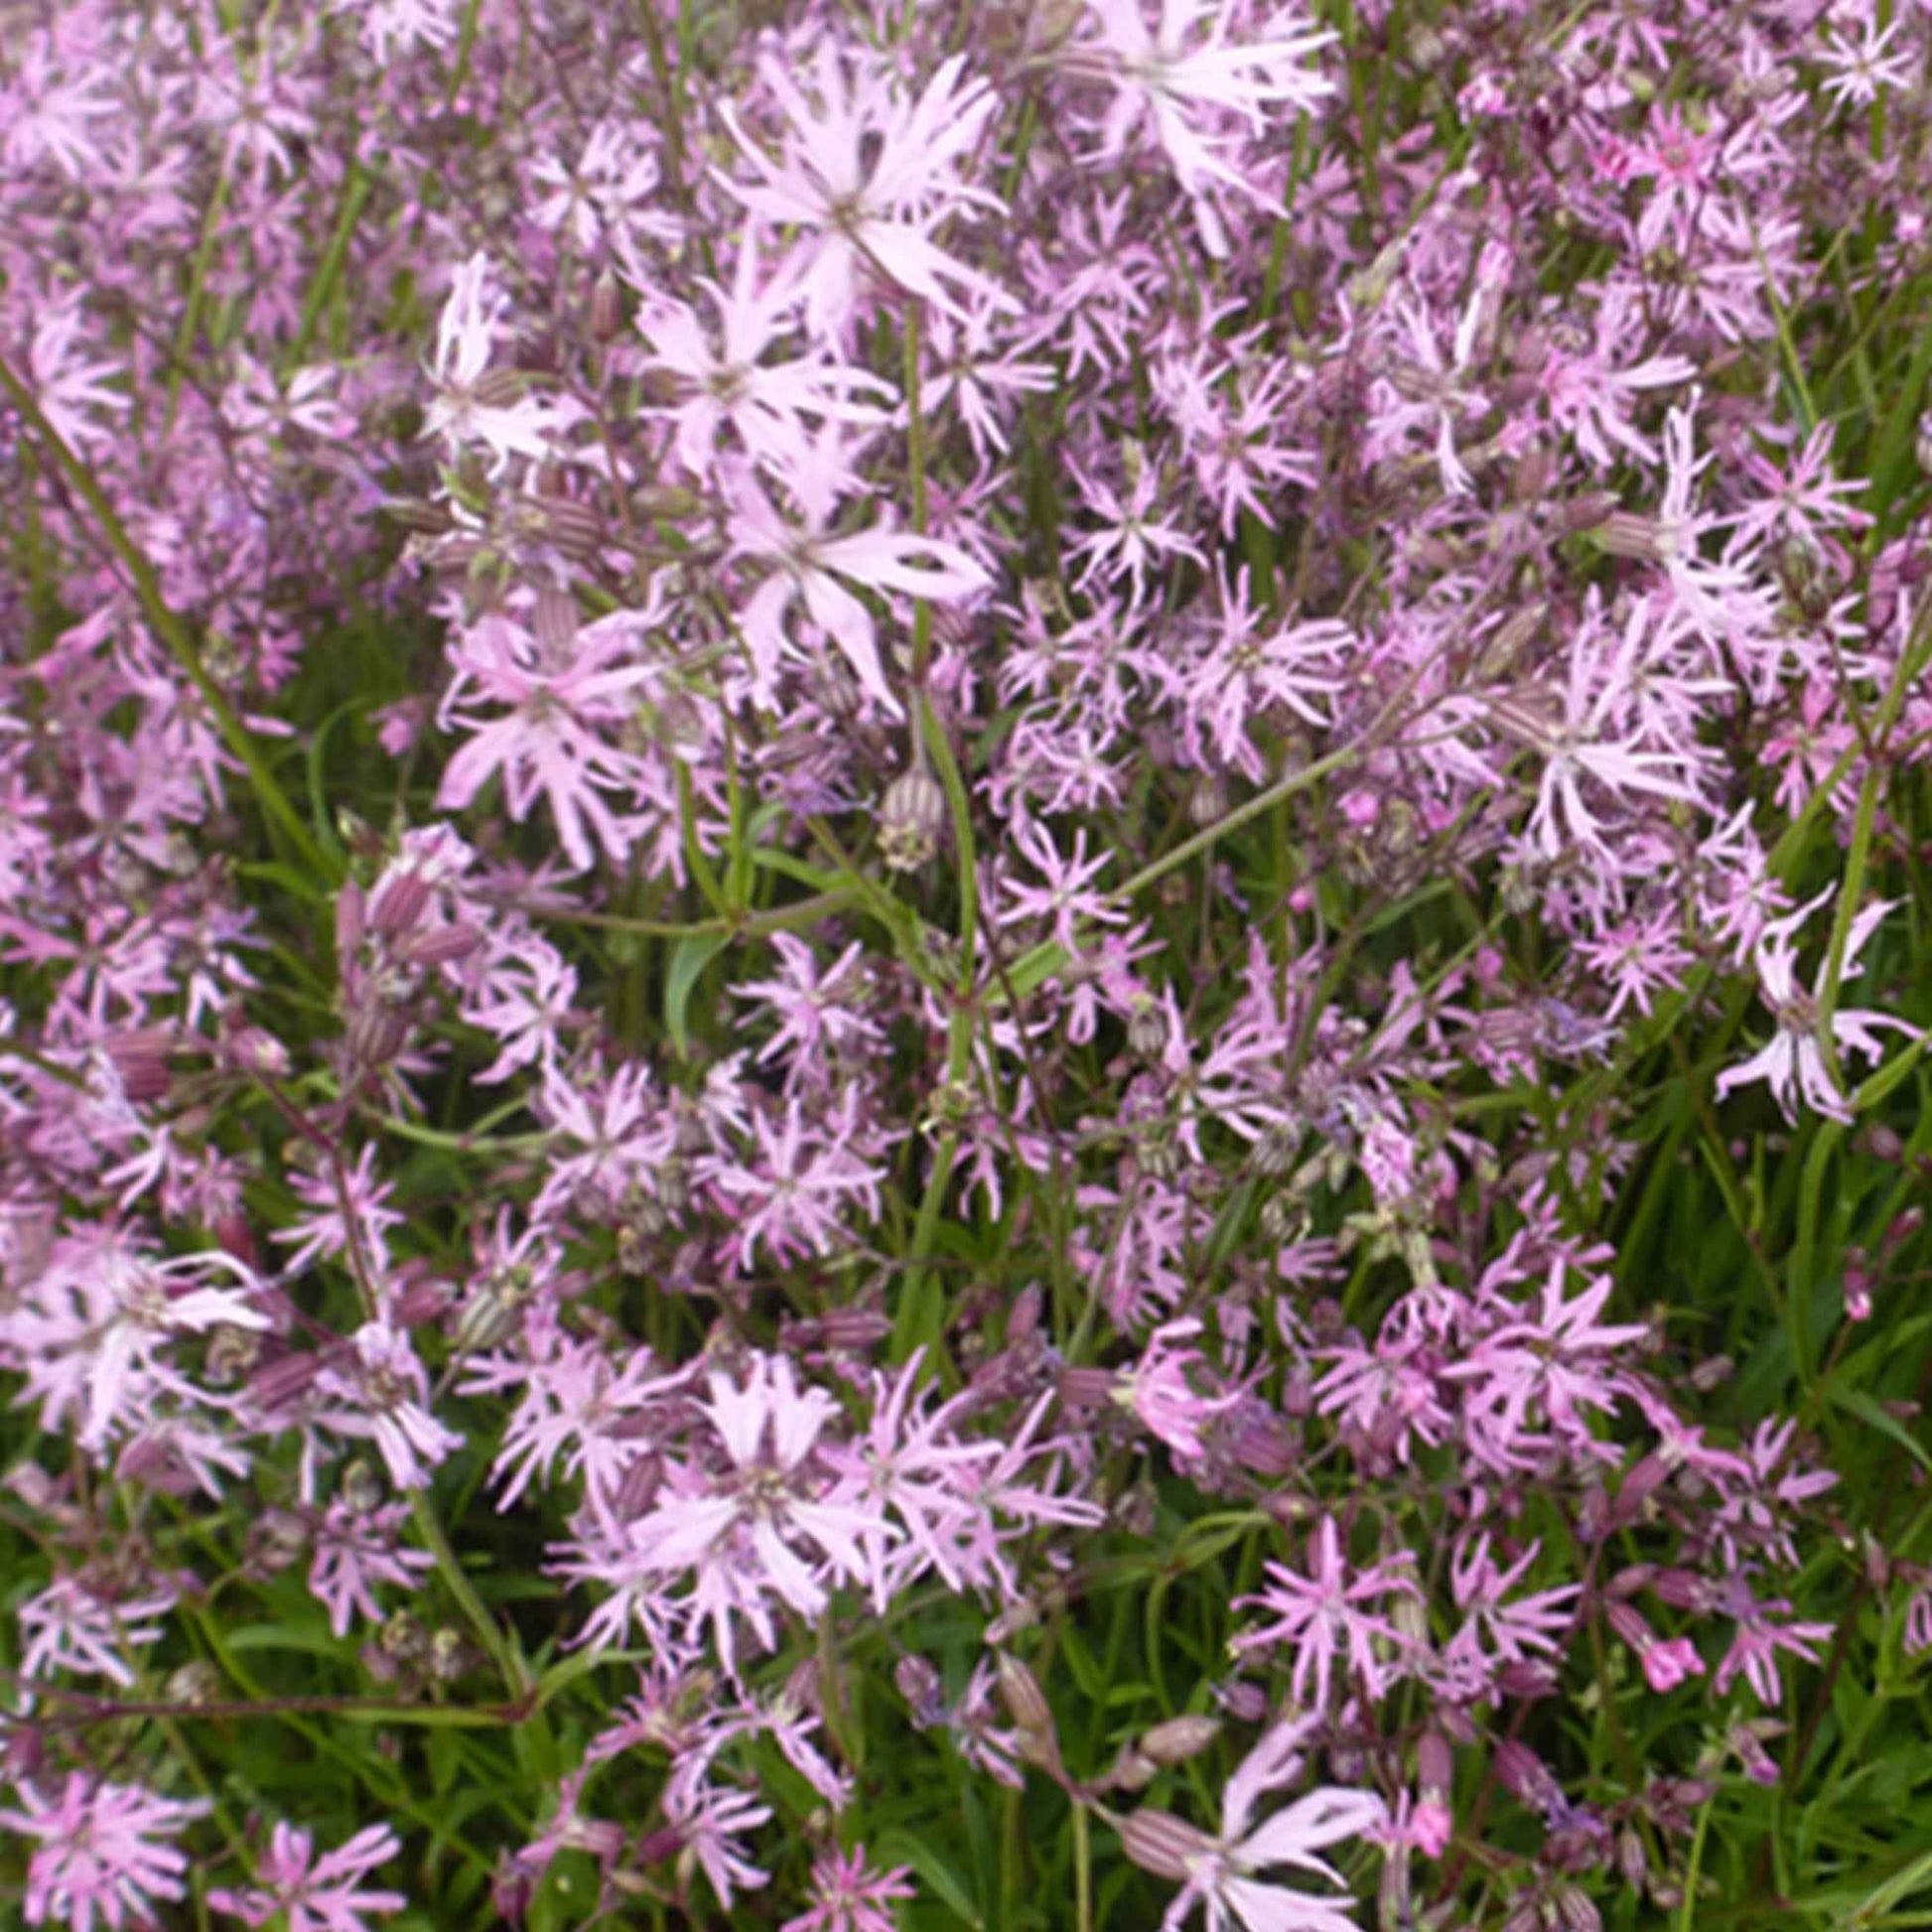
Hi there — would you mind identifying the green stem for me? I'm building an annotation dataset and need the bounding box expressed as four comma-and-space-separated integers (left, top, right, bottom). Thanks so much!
410, 1494, 529, 1701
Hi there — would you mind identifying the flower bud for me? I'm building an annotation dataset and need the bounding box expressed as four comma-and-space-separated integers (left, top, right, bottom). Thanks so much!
247, 1350, 322, 1413
1139, 1715, 1221, 1766
896, 1655, 945, 1727
1188, 771, 1229, 827
1118, 1809, 1214, 1881
995, 1652, 1053, 1737
590, 268, 623, 342
818, 1307, 892, 1351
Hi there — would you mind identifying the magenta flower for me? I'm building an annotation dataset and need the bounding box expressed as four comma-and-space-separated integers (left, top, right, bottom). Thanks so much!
0, 1773, 208, 1932
436, 608, 655, 873
719, 42, 1014, 334
207, 1823, 406, 1932
723, 437, 990, 715
782, 1845, 915, 1932
1716, 889, 1918, 1124
1233, 1517, 1418, 1712
1122, 1720, 1384, 1932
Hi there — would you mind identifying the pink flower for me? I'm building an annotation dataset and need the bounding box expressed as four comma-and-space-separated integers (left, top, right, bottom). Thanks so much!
1606, 1602, 1703, 1694
1233, 1517, 1417, 1712
1069, 0, 1334, 256
1122, 1720, 1384, 1932
309, 1497, 435, 1638
0, 1772, 208, 1932
719, 43, 1015, 334
421, 253, 575, 472
1716, 889, 1918, 1124
436, 608, 655, 873
636, 229, 893, 479
1115, 1318, 1242, 1462
724, 437, 990, 715
207, 1823, 406, 1932
317, 1324, 464, 1491
782, 1845, 915, 1932
574, 1353, 876, 1665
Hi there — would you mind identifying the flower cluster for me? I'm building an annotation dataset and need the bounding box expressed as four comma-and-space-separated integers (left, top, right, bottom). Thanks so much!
2, 0, 1930, 1924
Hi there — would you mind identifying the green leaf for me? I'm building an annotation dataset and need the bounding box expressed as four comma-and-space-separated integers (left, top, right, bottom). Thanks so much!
664, 929, 729, 1057
1827, 1385, 1932, 1476
875, 1829, 986, 1929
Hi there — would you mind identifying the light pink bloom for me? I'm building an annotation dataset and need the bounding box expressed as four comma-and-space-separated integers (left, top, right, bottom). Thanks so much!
207, 1823, 406, 1931
724, 438, 988, 714
719, 44, 1015, 333
1126, 1720, 1384, 1932
437, 609, 655, 873
1233, 1517, 1417, 1711
1070, 0, 1334, 255
782, 1845, 915, 1932
0, 1773, 208, 1932
1716, 889, 1918, 1124
421, 253, 576, 472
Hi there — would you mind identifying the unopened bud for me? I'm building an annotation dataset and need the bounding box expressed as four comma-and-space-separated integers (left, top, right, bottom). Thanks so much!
370, 870, 431, 939
896, 1655, 945, 1726
1118, 1809, 1214, 1881
539, 498, 605, 561
590, 268, 623, 342
247, 1350, 322, 1413
1554, 1882, 1602, 1932
818, 1307, 892, 1351
1139, 1715, 1221, 1765
995, 1652, 1053, 1737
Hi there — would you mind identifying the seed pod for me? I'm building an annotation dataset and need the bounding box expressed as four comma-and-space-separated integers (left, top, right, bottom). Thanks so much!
381, 496, 456, 535
880, 765, 946, 872
1127, 999, 1170, 1059
1106, 1746, 1159, 1792
1597, 510, 1664, 559
452, 1266, 533, 1354
1188, 770, 1229, 827
539, 497, 605, 561
166, 1661, 223, 1707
